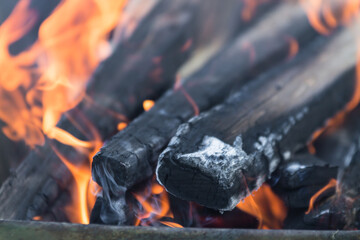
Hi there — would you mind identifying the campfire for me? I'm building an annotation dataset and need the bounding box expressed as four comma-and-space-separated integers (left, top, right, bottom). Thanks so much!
1, 0, 360, 235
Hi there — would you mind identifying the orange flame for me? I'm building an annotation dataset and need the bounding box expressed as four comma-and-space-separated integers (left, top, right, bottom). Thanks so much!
160, 221, 184, 228
143, 100, 155, 112
132, 178, 180, 227
53, 141, 102, 224
305, 2, 360, 152
300, 0, 360, 35
0, 0, 128, 147
236, 184, 287, 229
0, 0, 128, 224
306, 178, 337, 214
308, 39, 360, 153
32, 216, 42, 221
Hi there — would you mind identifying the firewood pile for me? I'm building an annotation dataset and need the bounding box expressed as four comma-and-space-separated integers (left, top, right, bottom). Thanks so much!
1, 0, 360, 230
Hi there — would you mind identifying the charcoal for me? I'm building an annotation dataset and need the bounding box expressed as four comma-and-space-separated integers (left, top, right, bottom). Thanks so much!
274, 154, 338, 190
93, 1, 322, 195
157, 24, 358, 211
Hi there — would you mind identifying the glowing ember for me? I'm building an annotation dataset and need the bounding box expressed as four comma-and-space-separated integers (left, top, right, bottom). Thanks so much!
143, 100, 155, 112
117, 122, 128, 131
236, 184, 287, 229
32, 216, 42, 221
306, 178, 337, 214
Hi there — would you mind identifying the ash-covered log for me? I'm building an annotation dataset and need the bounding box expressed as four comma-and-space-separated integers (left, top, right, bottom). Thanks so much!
0, 0, 199, 220
92, 1, 322, 194
156, 23, 359, 211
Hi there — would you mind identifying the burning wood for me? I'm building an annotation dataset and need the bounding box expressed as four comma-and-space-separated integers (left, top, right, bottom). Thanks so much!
304, 140, 360, 229
272, 153, 338, 209
303, 106, 360, 229
0, 0, 200, 221
314, 106, 360, 168
274, 154, 338, 191
92, 1, 321, 196
156, 23, 359, 211
1, 0, 360, 231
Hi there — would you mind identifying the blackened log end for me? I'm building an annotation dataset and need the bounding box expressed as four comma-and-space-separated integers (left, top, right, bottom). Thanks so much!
156, 131, 255, 211
92, 148, 152, 191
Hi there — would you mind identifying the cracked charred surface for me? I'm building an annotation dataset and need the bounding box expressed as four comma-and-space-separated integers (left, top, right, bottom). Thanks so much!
92, 2, 321, 196
156, 25, 358, 211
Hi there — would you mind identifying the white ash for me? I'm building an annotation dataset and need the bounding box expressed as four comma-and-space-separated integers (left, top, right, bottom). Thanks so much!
254, 133, 281, 174
175, 135, 250, 189
282, 151, 291, 161
286, 162, 307, 175
280, 107, 309, 135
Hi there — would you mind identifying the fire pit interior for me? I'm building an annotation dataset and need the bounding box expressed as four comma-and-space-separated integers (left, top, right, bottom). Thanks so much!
1, 0, 360, 237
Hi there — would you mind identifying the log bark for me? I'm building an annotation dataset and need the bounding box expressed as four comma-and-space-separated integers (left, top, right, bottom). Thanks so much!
156, 24, 358, 211
92, 2, 321, 195
0, 0, 198, 220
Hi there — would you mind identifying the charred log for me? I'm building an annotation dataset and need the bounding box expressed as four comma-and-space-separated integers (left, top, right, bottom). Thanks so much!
274, 154, 338, 190
92, 2, 322, 196
25, 164, 72, 220
156, 25, 358, 211
271, 154, 338, 209
304, 138, 360, 229
0, 122, 29, 185
90, 194, 133, 225
314, 105, 360, 167
0, 0, 198, 220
